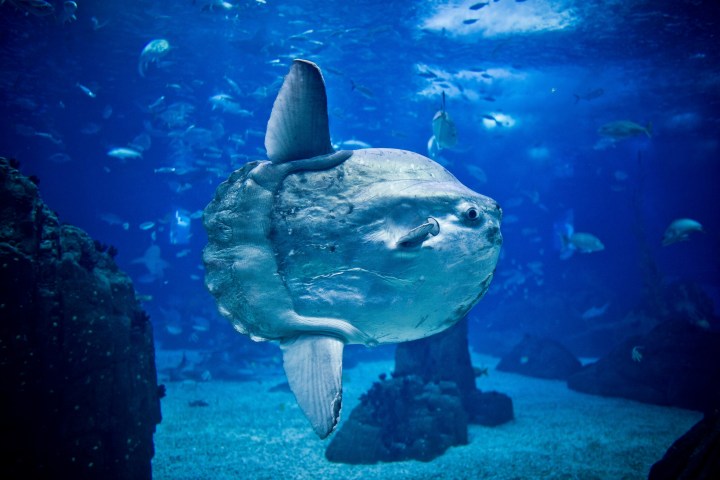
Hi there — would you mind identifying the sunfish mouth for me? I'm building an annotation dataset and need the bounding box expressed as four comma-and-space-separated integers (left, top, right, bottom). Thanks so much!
396, 217, 440, 248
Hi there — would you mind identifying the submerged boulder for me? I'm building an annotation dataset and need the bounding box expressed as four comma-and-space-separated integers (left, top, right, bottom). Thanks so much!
496, 335, 582, 380
0, 158, 162, 479
325, 375, 467, 464
567, 320, 720, 411
649, 409, 720, 480
394, 318, 514, 425
326, 319, 513, 463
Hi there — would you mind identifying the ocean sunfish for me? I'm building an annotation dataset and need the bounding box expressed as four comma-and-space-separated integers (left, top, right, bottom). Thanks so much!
203, 59, 502, 438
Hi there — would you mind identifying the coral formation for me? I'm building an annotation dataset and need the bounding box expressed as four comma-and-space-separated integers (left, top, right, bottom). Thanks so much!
0, 158, 162, 479
497, 335, 582, 380
568, 320, 720, 412
326, 319, 513, 463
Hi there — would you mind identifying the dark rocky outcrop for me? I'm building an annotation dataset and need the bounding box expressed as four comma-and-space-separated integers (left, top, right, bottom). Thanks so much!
648, 409, 720, 480
496, 335, 582, 380
0, 158, 162, 479
326, 319, 513, 464
567, 320, 720, 412
325, 376, 468, 464
394, 318, 513, 425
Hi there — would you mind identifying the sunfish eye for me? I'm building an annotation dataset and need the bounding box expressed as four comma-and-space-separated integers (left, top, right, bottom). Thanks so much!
465, 207, 480, 221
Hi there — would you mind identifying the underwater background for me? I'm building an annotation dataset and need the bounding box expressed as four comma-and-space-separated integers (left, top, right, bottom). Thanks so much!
1, 0, 719, 478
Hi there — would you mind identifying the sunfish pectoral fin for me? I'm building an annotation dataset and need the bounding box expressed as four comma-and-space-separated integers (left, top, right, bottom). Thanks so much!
265, 59, 334, 164
280, 334, 344, 439
396, 217, 440, 248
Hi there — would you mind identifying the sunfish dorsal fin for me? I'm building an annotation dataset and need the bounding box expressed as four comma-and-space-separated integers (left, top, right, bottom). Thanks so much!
265, 59, 334, 164
281, 334, 344, 439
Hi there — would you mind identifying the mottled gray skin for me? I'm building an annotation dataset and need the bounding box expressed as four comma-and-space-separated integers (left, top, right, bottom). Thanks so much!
203, 150, 358, 342
272, 148, 501, 344
203, 147, 502, 346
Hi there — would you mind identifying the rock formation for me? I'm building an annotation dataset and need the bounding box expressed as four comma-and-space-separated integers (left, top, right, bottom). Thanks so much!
0, 158, 162, 479
325, 375, 468, 464
567, 319, 720, 412
326, 319, 513, 464
649, 409, 720, 480
496, 335, 582, 380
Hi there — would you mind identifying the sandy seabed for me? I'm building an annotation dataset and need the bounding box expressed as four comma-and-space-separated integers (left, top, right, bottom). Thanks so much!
152, 353, 701, 480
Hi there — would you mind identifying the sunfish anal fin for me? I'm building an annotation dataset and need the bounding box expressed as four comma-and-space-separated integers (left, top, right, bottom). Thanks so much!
280, 334, 344, 439
266, 59, 334, 164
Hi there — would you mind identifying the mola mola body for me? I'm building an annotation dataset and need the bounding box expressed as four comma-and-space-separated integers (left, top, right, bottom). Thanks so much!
203, 59, 502, 438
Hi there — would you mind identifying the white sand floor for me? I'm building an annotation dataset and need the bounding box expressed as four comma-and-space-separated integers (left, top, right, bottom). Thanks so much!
152, 353, 701, 480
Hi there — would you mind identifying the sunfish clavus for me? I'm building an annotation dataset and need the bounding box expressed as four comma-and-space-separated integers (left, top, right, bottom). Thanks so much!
203, 59, 502, 438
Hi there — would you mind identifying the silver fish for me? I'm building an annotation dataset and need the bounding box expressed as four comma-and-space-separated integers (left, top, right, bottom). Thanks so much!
662, 218, 703, 246
432, 91, 458, 149
138, 39, 170, 78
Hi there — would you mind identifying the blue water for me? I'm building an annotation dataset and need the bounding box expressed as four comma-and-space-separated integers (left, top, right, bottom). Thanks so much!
1, 0, 718, 358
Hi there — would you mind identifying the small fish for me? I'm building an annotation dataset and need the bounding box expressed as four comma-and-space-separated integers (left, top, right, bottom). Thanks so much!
581, 303, 610, 319
417, 71, 437, 79
469, 2, 489, 10
90, 16, 108, 30
4, 0, 54, 16
323, 65, 344, 76
166, 324, 183, 335
335, 139, 372, 150
202, 0, 236, 12
99, 213, 129, 230
139, 221, 156, 231
209, 94, 253, 116
132, 245, 170, 281
107, 147, 143, 160
138, 39, 170, 77
228, 133, 246, 147
154, 167, 179, 174
662, 218, 703, 246
350, 80, 374, 98
598, 120, 651, 140
76, 82, 96, 98
432, 92, 458, 149
463, 19, 479, 25
568, 232, 604, 253
57, 1, 77, 23
34, 131, 63, 145
224, 75, 243, 96
48, 152, 71, 163
148, 95, 166, 111
573, 88, 604, 103
191, 316, 210, 332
